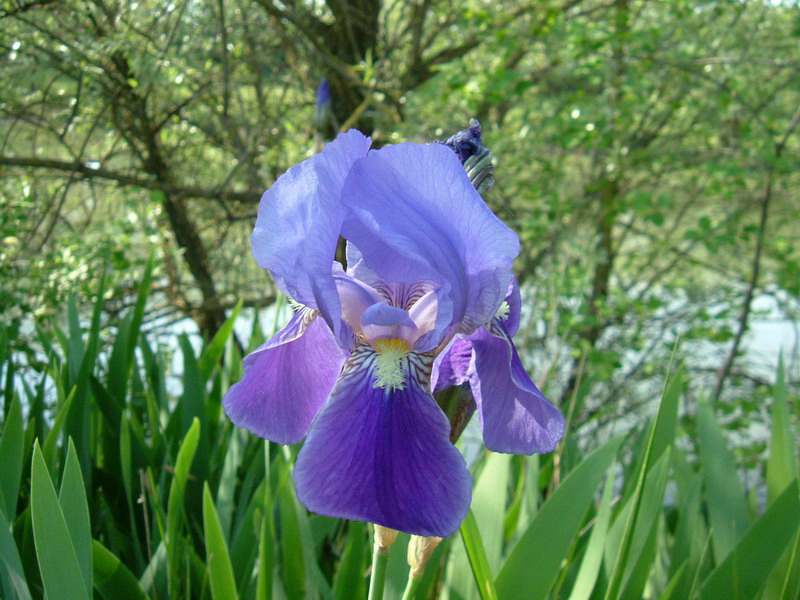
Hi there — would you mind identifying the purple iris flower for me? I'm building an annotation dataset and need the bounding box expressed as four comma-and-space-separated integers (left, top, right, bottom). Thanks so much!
223, 130, 565, 537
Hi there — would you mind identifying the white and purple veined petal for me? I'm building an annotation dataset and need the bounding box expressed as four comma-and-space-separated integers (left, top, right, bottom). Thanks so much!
293, 343, 472, 537
340, 142, 520, 351
251, 130, 372, 347
223, 308, 349, 445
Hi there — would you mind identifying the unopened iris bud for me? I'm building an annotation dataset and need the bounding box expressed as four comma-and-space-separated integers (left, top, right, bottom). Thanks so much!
314, 78, 332, 130
443, 118, 483, 163
374, 524, 399, 553
442, 118, 495, 194
407, 535, 442, 578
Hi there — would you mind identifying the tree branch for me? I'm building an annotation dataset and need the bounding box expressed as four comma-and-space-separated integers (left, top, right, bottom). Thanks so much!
0, 155, 261, 204
713, 103, 800, 401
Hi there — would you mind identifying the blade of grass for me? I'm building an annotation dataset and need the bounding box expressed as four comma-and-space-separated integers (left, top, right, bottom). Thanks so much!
472, 452, 510, 573
697, 396, 749, 561
568, 464, 616, 600
256, 440, 273, 600
460, 509, 499, 600
333, 521, 367, 600
278, 473, 308, 600
0, 505, 32, 600
93, 540, 149, 600
766, 356, 797, 503
255, 486, 274, 600
166, 418, 201, 597
42, 386, 76, 469
447, 452, 510, 600
765, 356, 799, 599
30, 440, 89, 600
199, 299, 243, 383
203, 482, 239, 600
58, 439, 92, 594
0, 394, 24, 518
699, 480, 800, 600
126, 252, 154, 374
216, 426, 244, 541
178, 335, 209, 481
603, 362, 683, 600
496, 435, 624, 600
657, 562, 687, 600
619, 449, 673, 600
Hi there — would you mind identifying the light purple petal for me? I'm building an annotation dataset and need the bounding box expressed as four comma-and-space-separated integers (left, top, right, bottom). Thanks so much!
340, 143, 519, 350
333, 271, 383, 337
407, 290, 438, 346
501, 276, 522, 337
469, 322, 564, 454
251, 130, 371, 344
361, 302, 415, 328
294, 345, 472, 537
345, 241, 380, 286
432, 337, 473, 393
223, 310, 348, 445
360, 302, 418, 345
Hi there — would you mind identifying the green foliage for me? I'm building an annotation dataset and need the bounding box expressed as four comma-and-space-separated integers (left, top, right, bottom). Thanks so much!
459, 511, 499, 600
0, 277, 798, 599
1, 0, 800, 596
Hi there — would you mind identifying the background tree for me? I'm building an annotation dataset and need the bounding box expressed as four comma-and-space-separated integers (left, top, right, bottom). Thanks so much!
2, 0, 798, 434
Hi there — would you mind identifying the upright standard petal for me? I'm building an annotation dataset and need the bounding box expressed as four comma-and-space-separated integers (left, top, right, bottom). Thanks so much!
251, 130, 371, 343
340, 143, 519, 350
223, 309, 349, 445
294, 344, 472, 537
469, 321, 564, 455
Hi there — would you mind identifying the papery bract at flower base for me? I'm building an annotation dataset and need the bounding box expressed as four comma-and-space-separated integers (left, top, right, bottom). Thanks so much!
224, 128, 565, 538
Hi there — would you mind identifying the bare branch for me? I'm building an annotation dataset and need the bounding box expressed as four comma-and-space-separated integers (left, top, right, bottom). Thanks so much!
0, 155, 261, 204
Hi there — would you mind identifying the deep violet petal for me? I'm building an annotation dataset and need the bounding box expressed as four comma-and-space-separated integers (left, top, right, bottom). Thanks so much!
470, 321, 565, 454
293, 344, 472, 537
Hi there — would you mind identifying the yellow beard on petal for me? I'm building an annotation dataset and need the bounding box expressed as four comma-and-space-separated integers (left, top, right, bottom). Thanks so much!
372, 338, 411, 391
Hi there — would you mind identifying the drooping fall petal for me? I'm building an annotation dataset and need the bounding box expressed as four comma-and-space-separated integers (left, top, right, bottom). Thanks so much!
293, 344, 472, 537
223, 309, 348, 444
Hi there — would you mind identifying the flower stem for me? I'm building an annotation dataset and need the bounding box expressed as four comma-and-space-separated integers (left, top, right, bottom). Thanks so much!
367, 544, 390, 600
400, 573, 422, 600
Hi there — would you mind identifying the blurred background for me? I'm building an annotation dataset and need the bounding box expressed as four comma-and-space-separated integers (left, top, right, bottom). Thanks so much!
1, 1, 799, 599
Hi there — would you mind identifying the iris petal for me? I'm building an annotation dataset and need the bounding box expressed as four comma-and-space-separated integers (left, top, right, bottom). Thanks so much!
432, 337, 472, 394
500, 276, 522, 337
294, 344, 472, 537
223, 309, 348, 445
251, 130, 371, 345
470, 320, 564, 454
341, 142, 519, 350
333, 271, 383, 339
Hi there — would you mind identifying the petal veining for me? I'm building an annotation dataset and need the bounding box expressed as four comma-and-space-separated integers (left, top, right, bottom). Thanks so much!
251, 130, 371, 344
223, 309, 348, 445
470, 321, 564, 454
341, 142, 519, 351
294, 343, 472, 537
